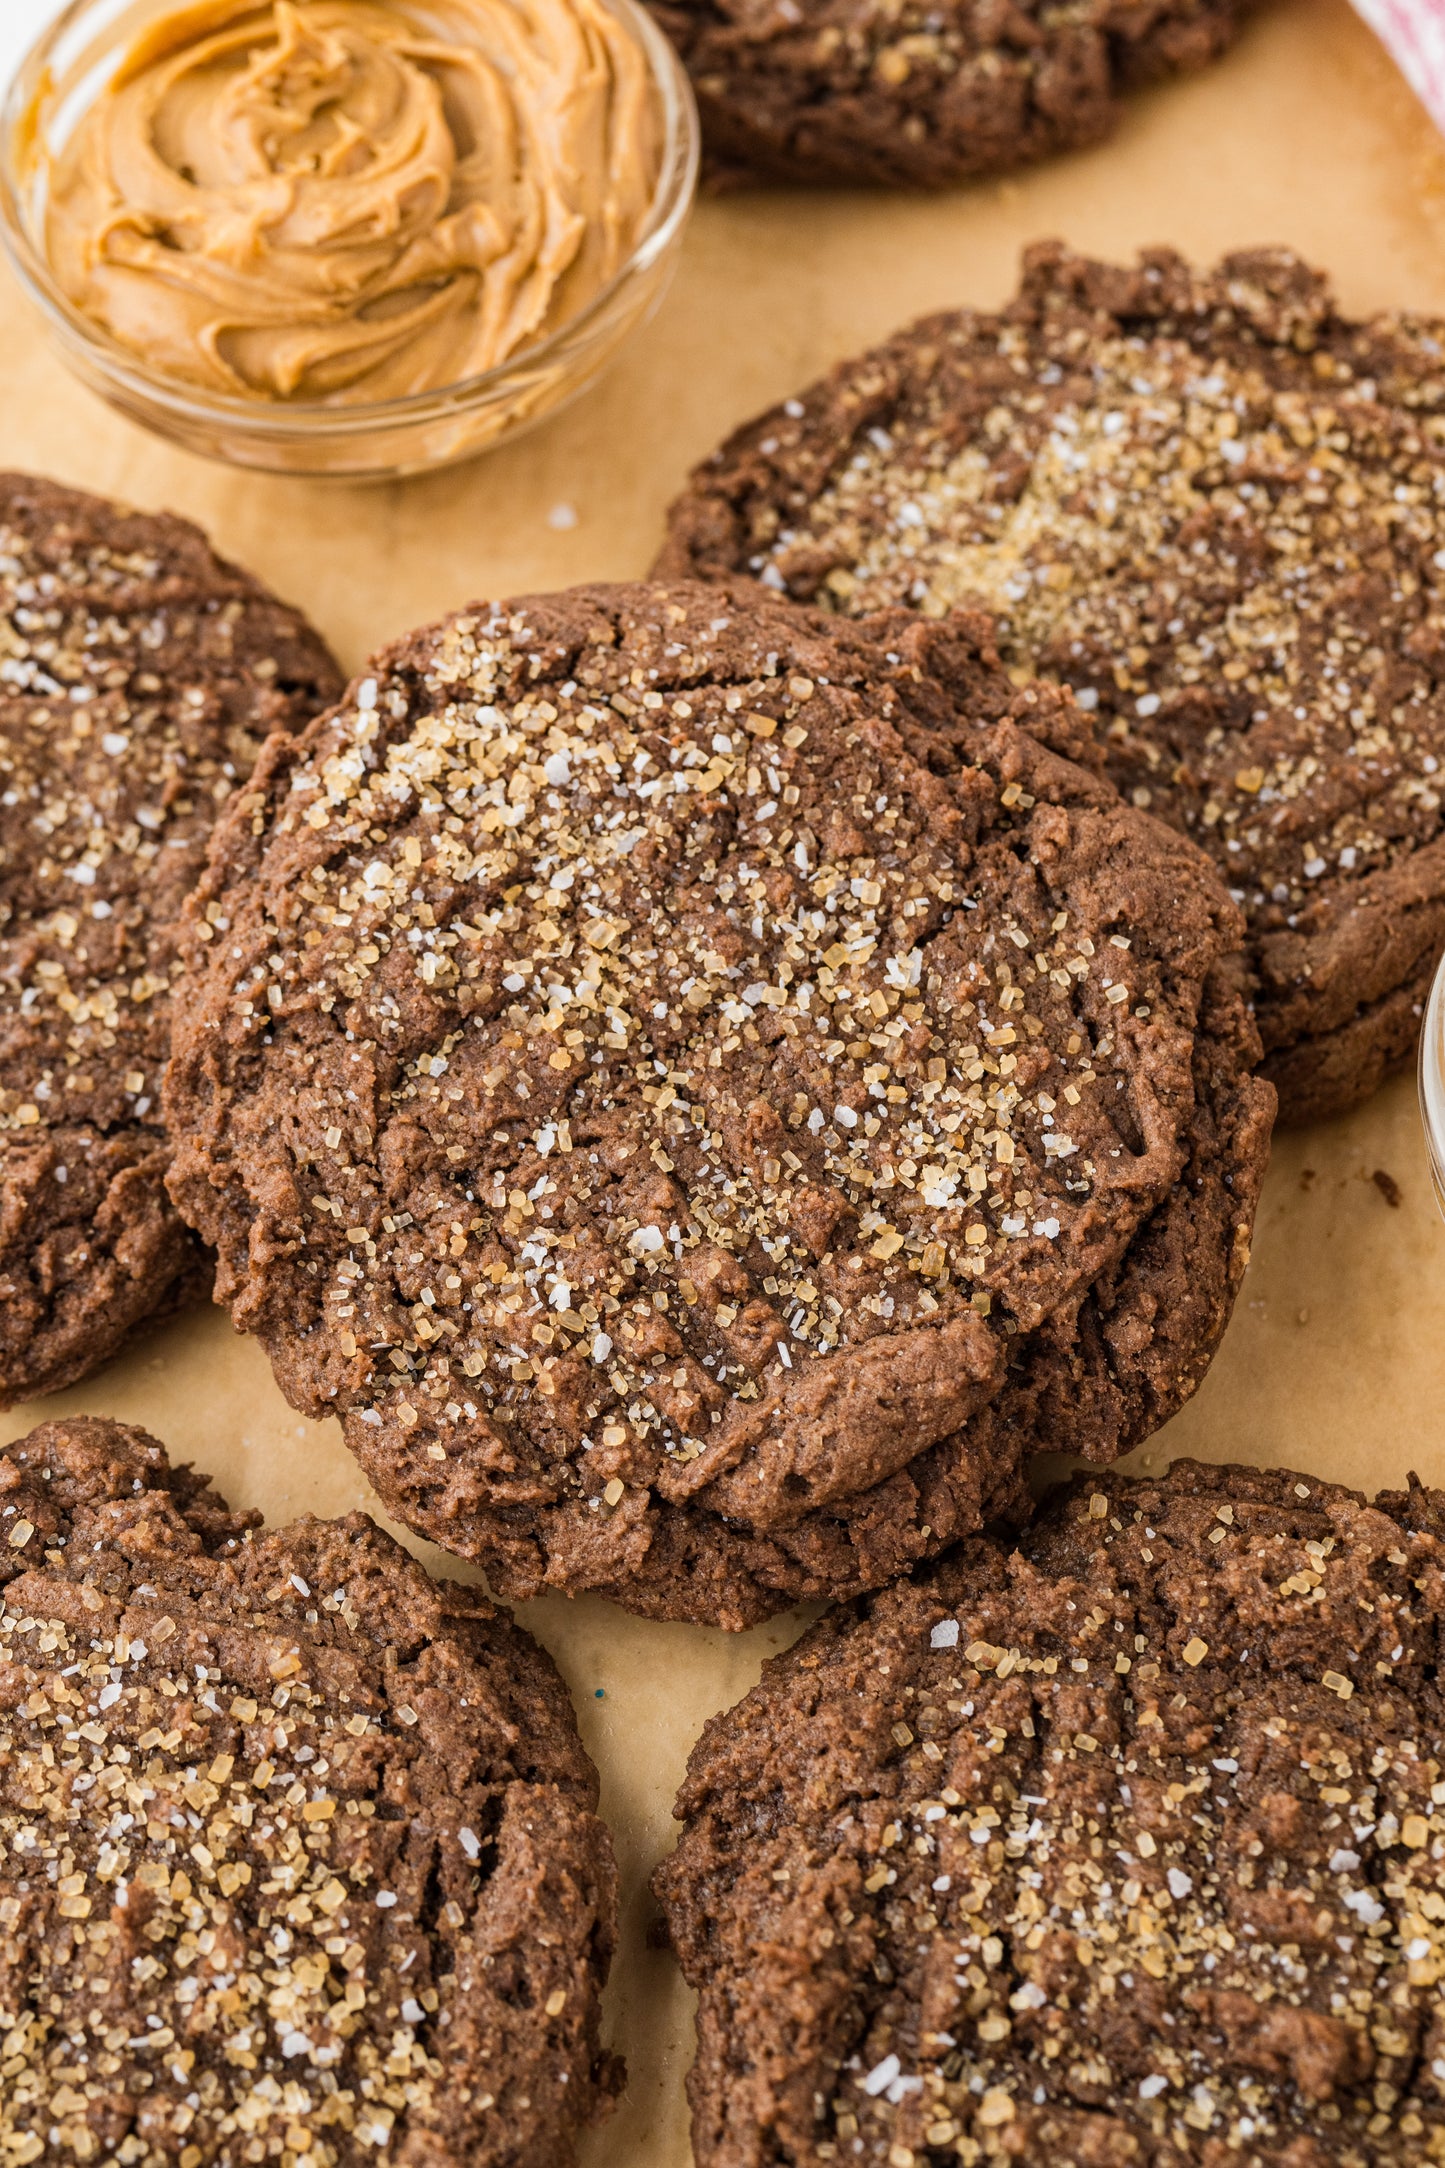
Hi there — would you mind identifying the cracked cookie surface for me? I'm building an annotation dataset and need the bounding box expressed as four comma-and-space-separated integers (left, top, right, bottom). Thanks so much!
0, 475, 343, 1403
658, 246, 1445, 1122
165, 582, 1270, 1626
647, 0, 1251, 187
0, 1414, 618, 2168
657, 1459, 1445, 2166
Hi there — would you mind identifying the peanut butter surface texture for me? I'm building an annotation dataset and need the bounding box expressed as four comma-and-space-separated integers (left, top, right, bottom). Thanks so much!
42, 0, 662, 402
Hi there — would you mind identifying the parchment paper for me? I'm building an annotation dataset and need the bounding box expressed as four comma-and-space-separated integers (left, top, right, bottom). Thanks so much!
2, 5, 1444, 2157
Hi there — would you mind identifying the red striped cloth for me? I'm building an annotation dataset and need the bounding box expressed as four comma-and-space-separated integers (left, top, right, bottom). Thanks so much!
1353, 0, 1445, 132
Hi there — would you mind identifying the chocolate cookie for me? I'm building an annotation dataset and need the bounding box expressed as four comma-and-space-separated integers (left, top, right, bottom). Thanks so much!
658, 245, 1445, 1123
0, 1414, 619, 2166
164, 581, 1271, 1628
657, 1458, 1445, 2166
647, 0, 1250, 187
0, 474, 343, 1404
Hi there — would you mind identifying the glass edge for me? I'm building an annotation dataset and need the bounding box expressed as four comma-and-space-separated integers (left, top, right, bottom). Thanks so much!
1417, 949, 1445, 1213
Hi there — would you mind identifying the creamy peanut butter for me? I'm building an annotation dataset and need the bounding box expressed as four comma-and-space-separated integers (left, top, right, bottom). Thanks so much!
41, 0, 662, 403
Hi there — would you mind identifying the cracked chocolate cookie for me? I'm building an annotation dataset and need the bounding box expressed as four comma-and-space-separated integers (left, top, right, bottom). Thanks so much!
0, 475, 343, 1405
656, 1458, 1445, 2166
0, 1414, 619, 2167
164, 582, 1271, 1628
647, 0, 1251, 188
657, 245, 1445, 1123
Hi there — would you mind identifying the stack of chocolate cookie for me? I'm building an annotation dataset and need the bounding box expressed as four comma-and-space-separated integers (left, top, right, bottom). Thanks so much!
0, 462, 1286, 2157
634, 241, 1445, 2168
0, 482, 622, 2165
0, 484, 626, 2162
5, 224, 1443, 2164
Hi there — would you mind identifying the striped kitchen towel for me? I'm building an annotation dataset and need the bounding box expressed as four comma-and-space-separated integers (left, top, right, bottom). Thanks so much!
1353, 0, 1445, 133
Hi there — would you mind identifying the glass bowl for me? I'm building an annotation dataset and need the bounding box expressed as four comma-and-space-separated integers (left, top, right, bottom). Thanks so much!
0, 0, 699, 480
1420, 947, 1445, 1219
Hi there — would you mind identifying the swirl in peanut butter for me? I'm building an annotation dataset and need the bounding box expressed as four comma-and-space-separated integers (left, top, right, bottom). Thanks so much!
42, 0, 663, 402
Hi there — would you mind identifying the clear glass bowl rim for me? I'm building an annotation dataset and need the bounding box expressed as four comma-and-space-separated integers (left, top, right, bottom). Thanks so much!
0, 0, 700, 440
1419, 947, 1445, 1206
